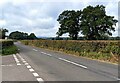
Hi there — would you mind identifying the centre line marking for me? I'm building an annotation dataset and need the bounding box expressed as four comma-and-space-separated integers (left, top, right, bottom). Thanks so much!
33, 49, 38, 51
58, 58, 87, 69
13, 54, 21, 65
41, 52, 52, 56
41, 52, 47, 54
41, 52, 87, 69
46, 54, 52, 56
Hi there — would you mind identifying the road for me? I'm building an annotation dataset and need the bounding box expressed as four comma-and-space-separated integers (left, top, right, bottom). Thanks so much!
2, 42, 119, 82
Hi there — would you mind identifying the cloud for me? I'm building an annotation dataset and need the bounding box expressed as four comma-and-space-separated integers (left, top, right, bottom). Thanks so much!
0, 20, 6, 26
0, 0, 119, 37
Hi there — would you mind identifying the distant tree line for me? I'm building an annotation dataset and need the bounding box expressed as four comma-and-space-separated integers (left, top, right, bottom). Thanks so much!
0, 28, 37, 40
57, 5, 118, 40
9, 31, 37, 40
1, 28, 119, 40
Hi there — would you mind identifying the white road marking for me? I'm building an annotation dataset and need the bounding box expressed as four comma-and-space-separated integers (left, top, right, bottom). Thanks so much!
41, 52, 52, 56
23, 60, 27, 63
41, 52, 47, 54
58, 58, 87, 69
41, 52, 87, 69
33, 49, 38, 51
27, 65, 31, 68
17, 63, 21, 65
13, 54, 21, 65
17, 53, 44, 82
17, 53, 26, 61
25, 63, 29, 65
32, 73, 39, 77
46, 54, 52, 56
29, 68, 35, 72
114, 77, 120, 81
36, 78, 44, 81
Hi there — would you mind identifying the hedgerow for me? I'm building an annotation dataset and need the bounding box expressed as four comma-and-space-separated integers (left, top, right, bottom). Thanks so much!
0, 40, 13, 49
0, 39, 18, 55
21, 40, 120, 63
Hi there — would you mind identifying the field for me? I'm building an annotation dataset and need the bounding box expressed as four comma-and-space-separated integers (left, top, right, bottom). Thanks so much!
21, 40, 120, 63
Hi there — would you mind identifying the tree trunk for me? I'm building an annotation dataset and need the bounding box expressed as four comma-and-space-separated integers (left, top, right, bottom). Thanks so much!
72, 34, 78, 40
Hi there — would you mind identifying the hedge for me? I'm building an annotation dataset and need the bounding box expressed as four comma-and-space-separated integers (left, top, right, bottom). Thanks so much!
0, 39, 13, 49
0, 39, 18, 55
21, 40, 120, 63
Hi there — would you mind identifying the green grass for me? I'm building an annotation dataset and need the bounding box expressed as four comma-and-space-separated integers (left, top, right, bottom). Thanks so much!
1, 45, 18, 56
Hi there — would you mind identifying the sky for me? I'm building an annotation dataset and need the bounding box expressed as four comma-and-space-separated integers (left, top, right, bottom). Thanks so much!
0, 0, 119, 37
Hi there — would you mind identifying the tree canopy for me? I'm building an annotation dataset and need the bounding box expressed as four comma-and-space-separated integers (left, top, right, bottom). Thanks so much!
80, 5, 118, 40
9, 31, 37, 40
57, 5, 118, 40
57, 10, 81, 40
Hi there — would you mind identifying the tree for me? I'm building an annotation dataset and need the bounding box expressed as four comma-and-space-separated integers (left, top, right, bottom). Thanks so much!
0, 28, 8, 39
57, 10, 81, 40
80, 5, 118, 40
9, 31, 38, 40
28, 33, 37, 40
9, 31, 28, 40
22, 32, 28, 39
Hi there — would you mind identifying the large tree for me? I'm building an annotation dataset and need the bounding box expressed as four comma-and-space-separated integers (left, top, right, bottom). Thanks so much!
57, 10, 81, 40
0, 28, 8, 39
80, 5, 118, 40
